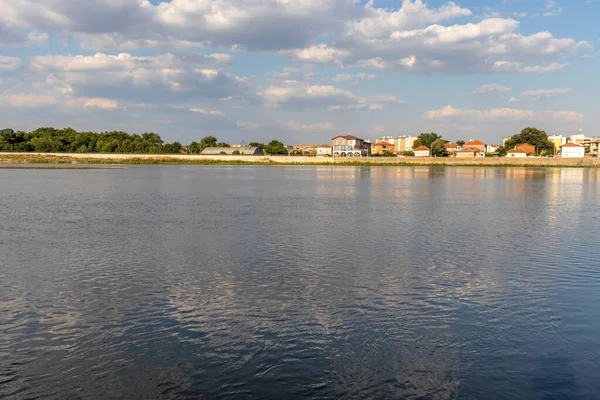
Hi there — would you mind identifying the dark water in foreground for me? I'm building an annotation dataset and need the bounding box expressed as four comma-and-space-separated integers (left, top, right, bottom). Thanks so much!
1, 166, 600, 399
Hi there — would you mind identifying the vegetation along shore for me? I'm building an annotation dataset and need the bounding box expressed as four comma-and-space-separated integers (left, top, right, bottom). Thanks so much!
1, 152, 600, 168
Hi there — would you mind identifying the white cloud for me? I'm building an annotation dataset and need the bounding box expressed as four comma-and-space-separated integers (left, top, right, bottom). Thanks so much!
282, 121, 335, 131
472, 84, 512, 94
492, 61, 566, 73
427, 105, 583, 122
190, 108, 225, 117
83, 97, 119, 109
259, 81, 402, 110
508, 88, 571, 102
0, 56, 22, 72
285, 45, 350, 64
29, 52, 247, 102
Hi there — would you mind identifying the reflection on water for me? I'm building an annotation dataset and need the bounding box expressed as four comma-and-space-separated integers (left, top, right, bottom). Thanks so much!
1, 166, 600, 399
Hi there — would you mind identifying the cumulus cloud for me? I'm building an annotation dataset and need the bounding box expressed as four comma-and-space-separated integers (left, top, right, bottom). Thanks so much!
508, 88, 572, 102
259, 81, 402, 110
0, 0, 588, 76
282, 121, 335, 131
427, 105, 582, 121
471, 84, 512, 94
29, 52, 247, 102
284, 45, 350, 64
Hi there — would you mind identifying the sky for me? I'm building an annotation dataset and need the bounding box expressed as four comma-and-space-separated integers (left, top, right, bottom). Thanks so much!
0, 0, 598, 145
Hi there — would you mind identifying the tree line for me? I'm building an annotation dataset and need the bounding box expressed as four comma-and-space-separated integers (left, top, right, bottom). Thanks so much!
0, 127, 290, 155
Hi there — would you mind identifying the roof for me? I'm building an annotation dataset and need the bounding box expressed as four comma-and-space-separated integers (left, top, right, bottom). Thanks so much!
561, 142, 583, 147
457, 147, 480, 153
507, 148, 527, 153
374, 141, 391, 146
413, 145, 430, 151
317, 143, 331, 148
444, 142, 459, 148
516, 143, 536, 153
332, 135, 363, 141
201, 147, 263, 155
465, 139, 485, 146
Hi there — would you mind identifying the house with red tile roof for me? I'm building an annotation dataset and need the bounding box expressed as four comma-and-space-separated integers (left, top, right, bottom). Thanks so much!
506, 148, 528, 158
456, 147, 484, 158
560, 142, 585, 158
515, 143, 536, 156
413, 145, 431, 157
463, 139, 486, 153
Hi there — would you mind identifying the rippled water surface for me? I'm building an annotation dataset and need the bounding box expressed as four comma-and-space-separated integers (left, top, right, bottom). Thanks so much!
1, 166, 600, 399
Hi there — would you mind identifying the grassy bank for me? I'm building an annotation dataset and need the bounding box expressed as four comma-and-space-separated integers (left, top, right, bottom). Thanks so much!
1, 153, 599, 168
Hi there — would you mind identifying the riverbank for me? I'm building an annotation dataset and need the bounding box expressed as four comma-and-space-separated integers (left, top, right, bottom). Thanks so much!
1, 152, 599, 168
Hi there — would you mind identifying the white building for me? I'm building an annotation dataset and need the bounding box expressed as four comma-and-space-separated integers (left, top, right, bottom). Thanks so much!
506, 148, 528, 158
413, 145, 431, 157
316, 144, 332, 156
560, 142, 585, 158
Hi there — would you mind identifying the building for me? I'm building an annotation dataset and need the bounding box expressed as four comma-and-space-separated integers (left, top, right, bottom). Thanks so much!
502, 136, 513, 146
316, 144, 332, 156
201, 147, 264, 155
413, 145, 431, 157
506, 148, 528, 158
396, 135, 418, 152
456, 147, 484, 158
588, 139, 600, 157
291, 144, 317, 155
445, 142, 461, 155
376, 136, 398, 145
486, 144, 500, 154
371, 141, 396, 155
548, 135, 567, 154
515, 143, 536, 156
560, 142, 585, 158
332, 135, 371, 157
463, 139, 486, 153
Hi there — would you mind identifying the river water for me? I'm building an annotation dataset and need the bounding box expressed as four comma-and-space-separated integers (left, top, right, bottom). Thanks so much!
1, 166, 600, 399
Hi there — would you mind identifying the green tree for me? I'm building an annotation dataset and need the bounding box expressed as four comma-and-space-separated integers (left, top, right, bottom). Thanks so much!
413, 132, 442, 149
200, 135, 218, 149
264, 140, 288, 155
381, 151, 396, 157
430, 138, 447, 157
504, 127, 554, 154
497, 146, 508, 157
232, 150, 241, 155
216, 142, 230, 147
402, 151, 415, 157
249, 142, 264, 149
456, 140, 465, 146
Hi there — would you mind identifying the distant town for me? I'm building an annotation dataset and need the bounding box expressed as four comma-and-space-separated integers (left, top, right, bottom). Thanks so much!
205, 128, 595, 159
0, 127, 596, 159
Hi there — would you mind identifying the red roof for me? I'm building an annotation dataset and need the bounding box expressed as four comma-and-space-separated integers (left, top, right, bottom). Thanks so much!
508, 148, 527, 153
465, 139, 485, 146
414, 145, 430, 151
457, 147, 480, 152
562, 142, 583, 147
444, 142, 459, 148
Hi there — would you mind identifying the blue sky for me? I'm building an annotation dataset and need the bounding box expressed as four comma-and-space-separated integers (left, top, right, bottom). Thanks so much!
0, 0, 597, 145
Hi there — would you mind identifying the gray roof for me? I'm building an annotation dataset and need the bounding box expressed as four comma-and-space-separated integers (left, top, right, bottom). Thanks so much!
201, 147, 264, 155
